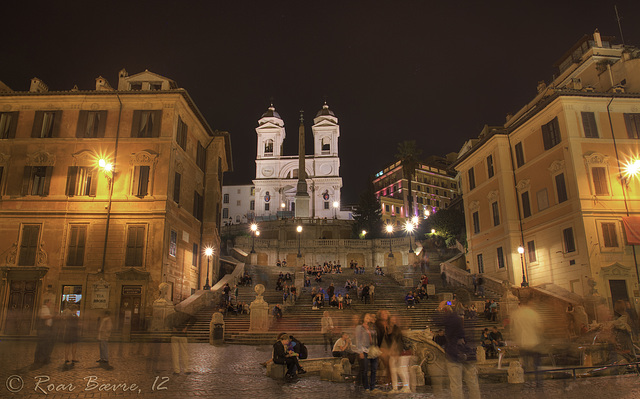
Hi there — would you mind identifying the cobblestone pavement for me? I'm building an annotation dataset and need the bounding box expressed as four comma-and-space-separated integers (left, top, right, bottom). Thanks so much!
1, 340, 640, 398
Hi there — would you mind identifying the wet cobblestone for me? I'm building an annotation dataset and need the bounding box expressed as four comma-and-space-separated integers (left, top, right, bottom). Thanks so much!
1, 340, 640, 398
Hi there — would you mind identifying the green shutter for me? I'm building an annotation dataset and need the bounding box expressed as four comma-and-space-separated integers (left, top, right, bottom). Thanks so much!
41, 166, 52, 196
131, 111, 141, 138
7, 112, 18, 139
66, 166, 78, 196
89, 170, 98, 197
97, 111, 107, 137
21, 166, 32, 196
31, 111, 44, 138
152, 110, 162, 137
76, 111, 88, 138
51, 111, 62, 137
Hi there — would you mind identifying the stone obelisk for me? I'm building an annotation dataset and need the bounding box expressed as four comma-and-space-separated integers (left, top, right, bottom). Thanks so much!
295, 110, 310, 218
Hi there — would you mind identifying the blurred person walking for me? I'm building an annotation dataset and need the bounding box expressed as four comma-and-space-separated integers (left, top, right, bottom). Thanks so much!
97, 310, 113, 369
511, 297, 543, 386
321, 311, 335, 352
388, 315, 411, 392
355, 313, 379, 392
62, 304, 80, 367
32, 298, 55, 368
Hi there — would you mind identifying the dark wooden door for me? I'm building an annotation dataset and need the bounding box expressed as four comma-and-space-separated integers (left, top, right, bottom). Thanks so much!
609, 279, 630, 307
119, 286, 142, 331
5, 280, 37, 335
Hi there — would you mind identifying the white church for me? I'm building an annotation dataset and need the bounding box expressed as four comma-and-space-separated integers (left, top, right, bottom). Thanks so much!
221, 102, 346, 224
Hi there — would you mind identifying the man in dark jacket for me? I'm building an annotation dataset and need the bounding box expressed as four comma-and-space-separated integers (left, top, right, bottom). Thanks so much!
273, 332, 300, 381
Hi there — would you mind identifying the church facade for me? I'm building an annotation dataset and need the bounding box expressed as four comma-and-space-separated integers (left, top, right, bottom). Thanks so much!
252, 103, 344, 220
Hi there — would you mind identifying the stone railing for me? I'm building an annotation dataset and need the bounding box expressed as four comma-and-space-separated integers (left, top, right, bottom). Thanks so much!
440, 261, 507, 296
236, 236, 410, 250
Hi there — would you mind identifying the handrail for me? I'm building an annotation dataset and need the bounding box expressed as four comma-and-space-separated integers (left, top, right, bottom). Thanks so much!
524, 361, 640, 380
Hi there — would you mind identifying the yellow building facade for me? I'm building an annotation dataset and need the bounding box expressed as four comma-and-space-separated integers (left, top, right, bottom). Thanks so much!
0, 70, 231, 336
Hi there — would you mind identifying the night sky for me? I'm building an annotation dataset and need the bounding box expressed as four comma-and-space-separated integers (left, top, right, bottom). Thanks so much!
2, 1, 640, 203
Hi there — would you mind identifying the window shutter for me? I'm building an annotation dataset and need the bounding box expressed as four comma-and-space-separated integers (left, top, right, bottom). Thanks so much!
66, 166, 78, 196
624, 114, 640, 139
42, 166, 52, 196
51, 111, 62, 138
138, 166, 149, 196
7, 112, 18, 139
541, 123, 551, 149
76, 111, 88, 138
125, 227, 136, 266
31, 111, 44, 138
67, 226, 78, 266
131, 111, 141, 138
134, 226, 144, 266
173, 172, 181, 204
592, 167, 609, 195
88, 170, 98, 197
21, 166, 32, 196
76, 226, 86, 265
582, 112, 598, 138
19, 225, 40, 266
152, 110, 162, 137
97, 111, 107, 137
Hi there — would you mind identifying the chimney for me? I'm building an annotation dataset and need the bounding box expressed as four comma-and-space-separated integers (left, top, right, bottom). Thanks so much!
593, 29, 603, 47
95, 76, 114, 91
30, 77, 48, 93
537, 81, 547, 94
118, 68, 129, 90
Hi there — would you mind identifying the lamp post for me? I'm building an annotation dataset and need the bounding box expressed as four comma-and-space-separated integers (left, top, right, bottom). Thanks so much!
386, 224, 394, 258
518, 245, 528, 287
297, 225, 303, 258
333, 201, 339, 219
98, 158, 114, 274
203, 247, 213, 290
250, 223, 258, 253
406, 222, 415, 254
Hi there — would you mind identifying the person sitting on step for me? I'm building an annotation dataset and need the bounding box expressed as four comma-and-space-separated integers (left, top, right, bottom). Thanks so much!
273, 332, 301, 381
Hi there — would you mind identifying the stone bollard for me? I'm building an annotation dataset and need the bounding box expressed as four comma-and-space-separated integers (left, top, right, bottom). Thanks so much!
340, 358, 351, 376
332, 363, 344, 382
320, 362, 333, 381
410, 365, 425, 387
508, 361, 525, 384
476, 345, 486, 364
209, 312, 225, 345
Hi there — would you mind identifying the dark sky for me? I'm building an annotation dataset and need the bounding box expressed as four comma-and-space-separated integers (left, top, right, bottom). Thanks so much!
2, 1, 640, 203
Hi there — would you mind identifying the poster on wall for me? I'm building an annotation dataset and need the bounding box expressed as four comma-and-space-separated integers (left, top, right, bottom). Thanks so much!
92, 280, 110, 309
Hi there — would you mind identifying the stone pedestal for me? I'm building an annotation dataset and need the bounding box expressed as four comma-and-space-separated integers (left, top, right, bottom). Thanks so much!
476, 346, 486, 364
320, 362, 333, 380
295, 271, 304, 295
250, 252, 258, 266
150, 298, 175, 331
209, 312, 225, 345
249, 284, 269, 332
508, 361, 524, 384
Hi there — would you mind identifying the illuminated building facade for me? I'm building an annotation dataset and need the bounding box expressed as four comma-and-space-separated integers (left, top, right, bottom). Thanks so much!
373, 155, 459, 227
455, 30, 640, 308
0, 70, 231, 336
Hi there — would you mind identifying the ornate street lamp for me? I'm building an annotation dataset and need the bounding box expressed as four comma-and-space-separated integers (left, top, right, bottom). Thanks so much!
297, 225, 303, 258
203, 247, 213, 290
250, 223, 258, 253
406, 221, 415, 254
333, 201, 339, 219
518, 246, 529, 287
386, 224, 394, 258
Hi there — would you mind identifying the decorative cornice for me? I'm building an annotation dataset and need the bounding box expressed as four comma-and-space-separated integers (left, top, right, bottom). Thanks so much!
129, 150, 158, 166
468, 200, 480, 212
487, 190, 499, 203
583, 151, 609, 165
548, 159, 565, 174
27, 151, 56, 166
0, 153, 10, 165
515, 179, 530, 192
71, 149, 97, 167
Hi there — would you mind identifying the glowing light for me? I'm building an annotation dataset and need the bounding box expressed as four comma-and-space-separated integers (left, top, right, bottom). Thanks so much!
623, 159, 640, 179
431, 229, 436, 234
411, 216, 419, 225
405, 222, 415, 233
517, 246, 525, 254
255, 231, 260, 237
386, 224, 394, 234
98, 159, 113, 173
281, 203, 286, 208
204, 247, 214, 257
425, 210, 430, 217
362, 230, 367, 236
250, 223, 258, 232
297, 225, 302, 233
333, 201, 339, 209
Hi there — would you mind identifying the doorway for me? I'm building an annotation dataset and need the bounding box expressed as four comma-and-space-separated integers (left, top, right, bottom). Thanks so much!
5, 280, 37, 335
119, 285, 142, 331
609, 279, 630, 308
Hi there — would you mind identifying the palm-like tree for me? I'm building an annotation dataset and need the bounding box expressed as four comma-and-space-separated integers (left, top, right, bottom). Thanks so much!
395, 140, 422, 219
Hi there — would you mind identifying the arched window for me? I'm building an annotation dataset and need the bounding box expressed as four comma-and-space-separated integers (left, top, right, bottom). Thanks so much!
289, 169, 298, 179
321, 137, 330, 153
264, 139, 274, 155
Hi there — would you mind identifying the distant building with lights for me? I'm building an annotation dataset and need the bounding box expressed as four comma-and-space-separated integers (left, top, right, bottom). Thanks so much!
454, 30, 640, 310
221, 184, 255, 225
0, 70, 231, 336
251, 103, 346, 220
372, 155, 459, 227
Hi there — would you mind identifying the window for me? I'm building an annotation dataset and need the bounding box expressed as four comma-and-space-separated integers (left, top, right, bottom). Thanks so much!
385, 205, 390, 212
472, 211, 480, 234
542, 117, 561, 150
223, 194, 229, 203
592, 167, 609, 196
196, 142, 206, 171
150, 82, 162, 91
193, 191, 204, 221
236, 200, 241, 206
323, 201, 329, 210
521, 191, 531, 218
555, 173, 568, 203
537, 189, 549, 211
32, 111, 61, 138
291, 169, 298, 179
250, 200, 255, 211
66, 166, 97, 197
468, 168, 476, 190
169, 230, 177, 257
321, 137, 330, 153
395, 206, 401, 214
192, 243, 198, 266
487, 155, 494, 178
514, 142, 524, 167
222, 208, 229, 219
264, 139, 274, 154
602, 222, 619, 248
176, 117, 188, 150
66, 225, 87, 266
264, 203, 270, 211
22, 166, 52, 196
125, 225, 145, 267
527, 240, 537, 263
477, 254, 484, 273
581, 112, 598, 138
132, 166, 150, 197
491, 201, 500, 226
131, 110, 162, 138
173, 172, 181, 204
563, 227, 576, 253
0, 112, 18, 139
497, 247, 505, 269
76, 111, 107, 138
130, 82, 142, 90
18, 225, 40, 266
624, 113, 640, 139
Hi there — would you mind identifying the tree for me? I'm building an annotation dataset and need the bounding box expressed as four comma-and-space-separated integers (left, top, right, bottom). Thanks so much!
352, 183, 383, 239
395, 140, 422, 219
425, 207, 466, 248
